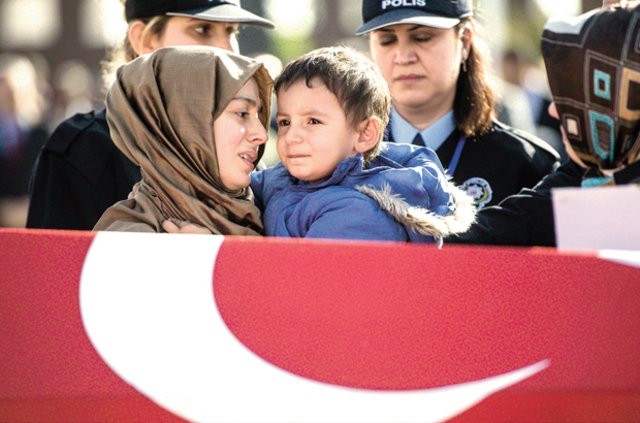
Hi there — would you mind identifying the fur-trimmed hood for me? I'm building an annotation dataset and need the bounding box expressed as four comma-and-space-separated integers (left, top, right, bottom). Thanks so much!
355, 182, 475, 245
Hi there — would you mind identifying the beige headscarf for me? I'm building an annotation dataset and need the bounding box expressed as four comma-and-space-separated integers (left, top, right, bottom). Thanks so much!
94, 46, 272, 234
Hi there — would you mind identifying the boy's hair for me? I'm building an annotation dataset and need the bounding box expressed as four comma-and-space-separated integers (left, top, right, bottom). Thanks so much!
274, 46, 391, 161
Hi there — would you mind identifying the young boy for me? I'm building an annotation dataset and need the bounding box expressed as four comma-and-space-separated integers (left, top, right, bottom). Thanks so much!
251, 46, 475, 243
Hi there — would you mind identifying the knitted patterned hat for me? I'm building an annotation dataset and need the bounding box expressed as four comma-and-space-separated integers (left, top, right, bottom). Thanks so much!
541, 3, 640, 175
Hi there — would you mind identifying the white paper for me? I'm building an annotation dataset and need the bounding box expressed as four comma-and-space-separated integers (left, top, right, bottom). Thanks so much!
552, 184, 640, 251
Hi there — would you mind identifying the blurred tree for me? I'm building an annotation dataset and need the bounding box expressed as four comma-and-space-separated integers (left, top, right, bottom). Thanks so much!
313, 0, 345, 48
583, 0, 603, 9
238, 0, 274, 56
504, 0, 606, 65
504, 1, 549, 63
0, 0, 104, 85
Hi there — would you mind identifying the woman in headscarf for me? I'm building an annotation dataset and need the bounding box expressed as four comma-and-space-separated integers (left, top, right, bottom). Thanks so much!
93, 46, 272, 234
27, 0, 274, 231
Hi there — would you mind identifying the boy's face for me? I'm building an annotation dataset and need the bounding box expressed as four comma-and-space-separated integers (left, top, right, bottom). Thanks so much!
276, 78, 361, 184
214, 78, 267, 190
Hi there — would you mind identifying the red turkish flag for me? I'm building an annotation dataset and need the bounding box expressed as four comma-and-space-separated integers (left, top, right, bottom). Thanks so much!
1, 229, 639, 422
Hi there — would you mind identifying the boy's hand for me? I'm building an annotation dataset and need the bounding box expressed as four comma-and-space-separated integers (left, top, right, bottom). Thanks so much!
162, 218, 211, 234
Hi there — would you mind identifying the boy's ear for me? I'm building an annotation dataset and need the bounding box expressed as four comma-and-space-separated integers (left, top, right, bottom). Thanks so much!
354, 117, 381, 154
128, 21, 158, 56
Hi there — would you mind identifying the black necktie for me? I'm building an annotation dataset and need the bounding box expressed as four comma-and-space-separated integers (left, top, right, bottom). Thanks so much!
412, 132, 425, 146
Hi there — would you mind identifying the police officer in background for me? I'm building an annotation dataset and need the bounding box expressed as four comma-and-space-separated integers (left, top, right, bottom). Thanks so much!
356, 0, 560, 209
26, 0, 274, 230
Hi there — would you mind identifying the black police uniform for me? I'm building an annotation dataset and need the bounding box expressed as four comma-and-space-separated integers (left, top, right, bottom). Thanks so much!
449, 159, 640, 247
448, 159, 582, 246
384, 120, 560, 209
26, 109, 140, 230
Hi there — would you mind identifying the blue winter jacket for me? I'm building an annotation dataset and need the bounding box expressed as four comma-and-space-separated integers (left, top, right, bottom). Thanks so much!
251, 143, 476, 243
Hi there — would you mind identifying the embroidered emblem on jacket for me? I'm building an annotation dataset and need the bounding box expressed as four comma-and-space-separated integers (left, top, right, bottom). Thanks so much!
460, 177, 493, 209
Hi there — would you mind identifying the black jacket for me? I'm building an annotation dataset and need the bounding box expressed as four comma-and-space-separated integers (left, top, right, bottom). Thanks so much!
451, 159, 640, 246
385, 120, 561, 208
448, 159, 584, 246
26, 109, 140, 230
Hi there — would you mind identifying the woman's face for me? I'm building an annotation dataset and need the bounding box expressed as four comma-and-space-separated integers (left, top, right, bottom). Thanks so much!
214, 78, 268, 190
369, 24, 467, 117
152, 17, 240, 53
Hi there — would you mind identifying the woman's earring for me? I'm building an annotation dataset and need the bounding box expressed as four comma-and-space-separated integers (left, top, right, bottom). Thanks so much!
461, 49, 468, 72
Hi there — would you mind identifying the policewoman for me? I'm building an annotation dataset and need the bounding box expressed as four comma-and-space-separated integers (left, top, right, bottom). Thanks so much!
356, 0, 560, 209
27, 0, 274, 230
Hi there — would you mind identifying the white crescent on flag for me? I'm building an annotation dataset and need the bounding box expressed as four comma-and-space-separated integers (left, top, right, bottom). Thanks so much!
79, 232, 549, 423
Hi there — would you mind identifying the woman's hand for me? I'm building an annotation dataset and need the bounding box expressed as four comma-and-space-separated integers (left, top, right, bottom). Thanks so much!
162, 218, 212, 234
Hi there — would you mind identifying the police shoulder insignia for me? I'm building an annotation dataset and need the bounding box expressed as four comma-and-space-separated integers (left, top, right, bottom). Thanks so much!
460, 177, 493, 209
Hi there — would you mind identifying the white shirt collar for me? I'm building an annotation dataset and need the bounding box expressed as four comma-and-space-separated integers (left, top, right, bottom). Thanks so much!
390, 107, 456, 150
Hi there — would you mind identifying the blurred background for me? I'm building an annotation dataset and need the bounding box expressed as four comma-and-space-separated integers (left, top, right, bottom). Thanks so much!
0, 0, 605, 228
